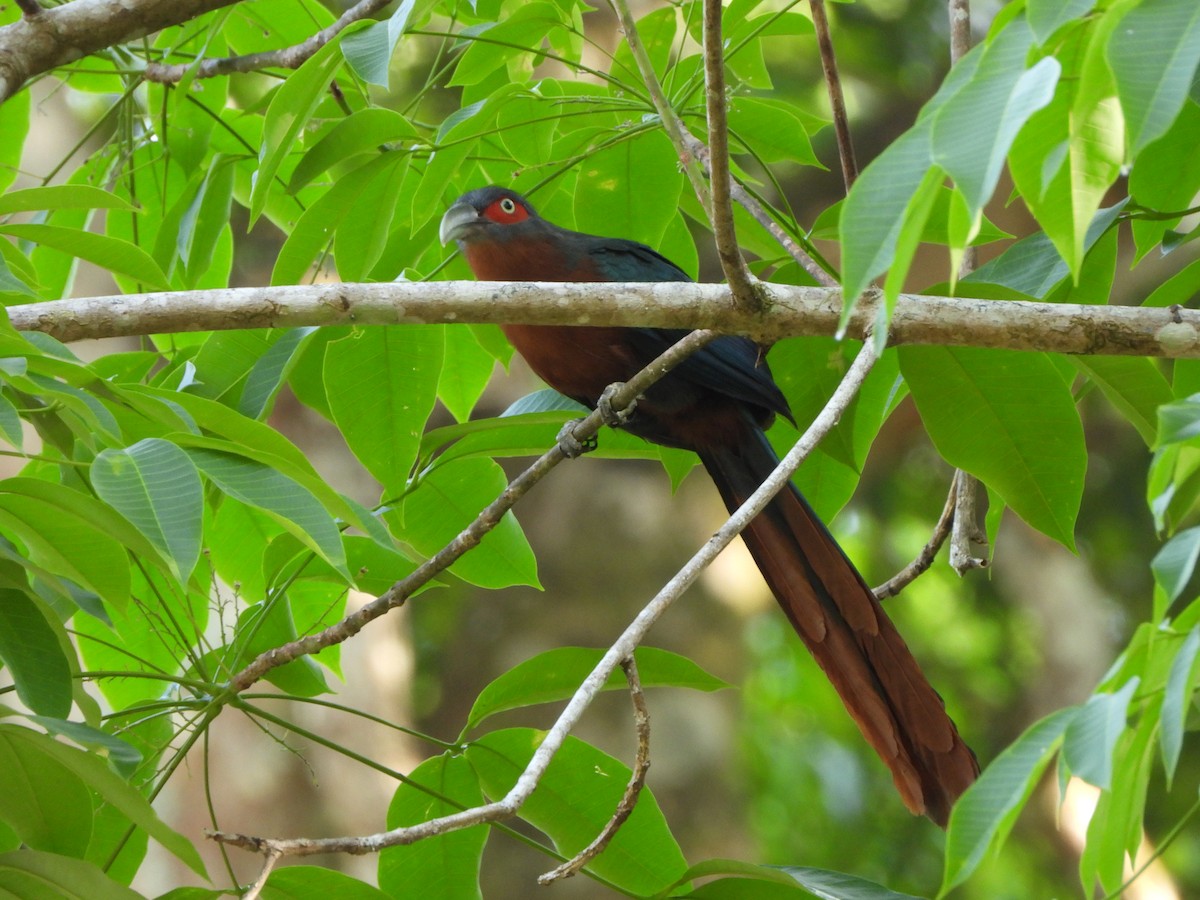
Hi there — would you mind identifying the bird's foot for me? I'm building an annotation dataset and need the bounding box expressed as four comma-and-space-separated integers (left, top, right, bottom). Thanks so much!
598, 382, 637, 428
556, 420, 597, 459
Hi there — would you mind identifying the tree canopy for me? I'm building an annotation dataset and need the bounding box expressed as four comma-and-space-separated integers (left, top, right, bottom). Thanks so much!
0, 0, 1199, 898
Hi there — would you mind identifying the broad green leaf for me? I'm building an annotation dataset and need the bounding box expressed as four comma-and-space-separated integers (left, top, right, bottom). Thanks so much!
1143, 256, 1200, 307
186, 447, 348, 576
901, 347, 1086, 548
378, 754, 485, 900
665, 859, 806, 896
0, 727, 93, 857
334, 154, 410, 281
0, 850, 143, 899
177, 158, 235, 289
273, 153, 401, 285
1129, 100, 1200, 259
0, 589, 73, 718
230, 598, 330, 697
1061, 679, 1138, 789
0, 185, 138, 215
26, 717, 141, 780
1156, 392, 1200, 445
92, 439, 203, 582
1151, 526, 1200, 604
779, 867, 926, 900
450, 4, 571, 86
1107, 0, 1200, 154
262, 866, 391, 900
574, 130, 683, 249
465, 647, 730, 731
438, 325, 495, 423
1161, 625, 1200, 780
0, 224, 170, 292
394, 457, 538, 589
1008, 12, 1125, 275
0, 484, 131, 608
239, 327, 316, 419
931, 23, 1060, 222
0, 91, 29, 194
250, 37, 346, 225
1028, 0, 1101, 44
340, 0, 418, 87
289, 108, 418, 193
728, 96, 821, 167
1071, 356, 1172, 446
326, 326, 443, 488
466, 728, 687, 895
0, 727, 206, 876
941, 707, 1078, 893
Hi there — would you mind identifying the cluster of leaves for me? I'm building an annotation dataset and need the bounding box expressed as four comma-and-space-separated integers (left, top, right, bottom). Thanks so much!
0, 0, 1198, 897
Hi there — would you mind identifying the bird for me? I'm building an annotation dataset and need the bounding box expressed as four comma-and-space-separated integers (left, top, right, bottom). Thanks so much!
439, 185, 979, 826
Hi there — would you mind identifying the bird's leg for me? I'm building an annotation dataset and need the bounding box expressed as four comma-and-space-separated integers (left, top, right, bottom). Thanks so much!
556, 420, 597, 459
597, 382, 637, 428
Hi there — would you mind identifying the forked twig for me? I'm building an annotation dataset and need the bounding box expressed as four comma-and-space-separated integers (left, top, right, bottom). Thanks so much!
538, 656, 651, 884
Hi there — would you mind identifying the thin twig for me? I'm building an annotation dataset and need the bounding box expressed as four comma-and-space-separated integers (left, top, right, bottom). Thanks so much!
702, 0, 758, 311
213, 332, 881, 865
144, 0, 392, 83
538, 656, 651, 884
809, 0, 857, 190
873, 475, 957, 599
241, 847, 282, 900
225, 330, 718, 694
607, 0, 710, 211
14, 0, 41, 17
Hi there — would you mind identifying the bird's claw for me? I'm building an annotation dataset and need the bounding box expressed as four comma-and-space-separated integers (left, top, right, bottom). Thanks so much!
556, 420, 597, 459
598, 382, 637, 428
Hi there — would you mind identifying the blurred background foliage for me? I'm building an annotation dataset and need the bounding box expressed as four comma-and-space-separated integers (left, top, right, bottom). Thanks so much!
1, 0, 1198, 897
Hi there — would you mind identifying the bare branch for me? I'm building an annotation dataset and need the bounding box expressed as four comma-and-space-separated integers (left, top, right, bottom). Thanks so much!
10, 282, 1200, 359
538, 656, 651, 884
810, 0, 858, 190
0, 0, 244, 104
14, 0, 41, 18
703, 0, 758, 311
143, 0, 391, 83
949, 468, 988, 575
214, 326, 879, 866
240, 848, 282, 900
873, 476, 957, 599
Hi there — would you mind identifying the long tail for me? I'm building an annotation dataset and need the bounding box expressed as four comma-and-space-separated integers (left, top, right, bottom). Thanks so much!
698, 427, 978, 827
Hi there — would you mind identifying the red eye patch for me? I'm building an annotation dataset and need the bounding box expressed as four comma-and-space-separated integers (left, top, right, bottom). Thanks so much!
482, 197, 530, 225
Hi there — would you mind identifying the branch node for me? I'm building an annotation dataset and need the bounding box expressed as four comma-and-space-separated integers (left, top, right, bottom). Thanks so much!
15, 0, 41, 17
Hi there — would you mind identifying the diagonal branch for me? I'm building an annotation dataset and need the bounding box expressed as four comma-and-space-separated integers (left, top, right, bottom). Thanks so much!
809, 0, 858, 190
213, 319, 881, 867
143, 0, 391, 83
224, 330, 718, 694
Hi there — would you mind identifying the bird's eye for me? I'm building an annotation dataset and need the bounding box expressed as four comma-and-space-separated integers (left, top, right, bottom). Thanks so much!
499, 198, 517, 214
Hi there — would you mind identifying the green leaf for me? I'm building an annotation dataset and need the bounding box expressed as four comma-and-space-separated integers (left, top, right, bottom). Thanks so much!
239, 327, 316, 420
1151, 526, 1200, 604
1107, 0, 1200, 154
0, 91, 29, 194
187, 447, 348, 576
0, 224, 170, 292
1156, 393, 1200, 445
250, 38, 346, 225
901, 346, 1086, 548
941, 707, 1078, 893
262, 866, 391, 900
1070, 356, 1172, 446
0, 727, 93, 856
465, 647, 730, 731
438, 325, 495, 423
1062, 679, 1138, 789
573, 130, 684, 249
340, 0, 417, 87
326, 326, 443, 488
450, 4, 571, 86
394, 457, 538, 589
728, 97, 821, 167
778, 867, 926, 900
1161, 625, 1200, 781
26, 717, 141, 780
289, 108, 418, 193
92, 439, 203, 582
466, 728, 687, 895
0, 726, 206, 876
0, 589, 73, 718
0, 185, 139, 215
378, 754, 485, 900
0, 850, 144, 899
1028, 0, 1101, 44
231, 598, 330, 697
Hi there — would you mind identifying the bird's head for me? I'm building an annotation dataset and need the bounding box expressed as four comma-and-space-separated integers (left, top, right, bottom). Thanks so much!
439, 186, 540, 247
